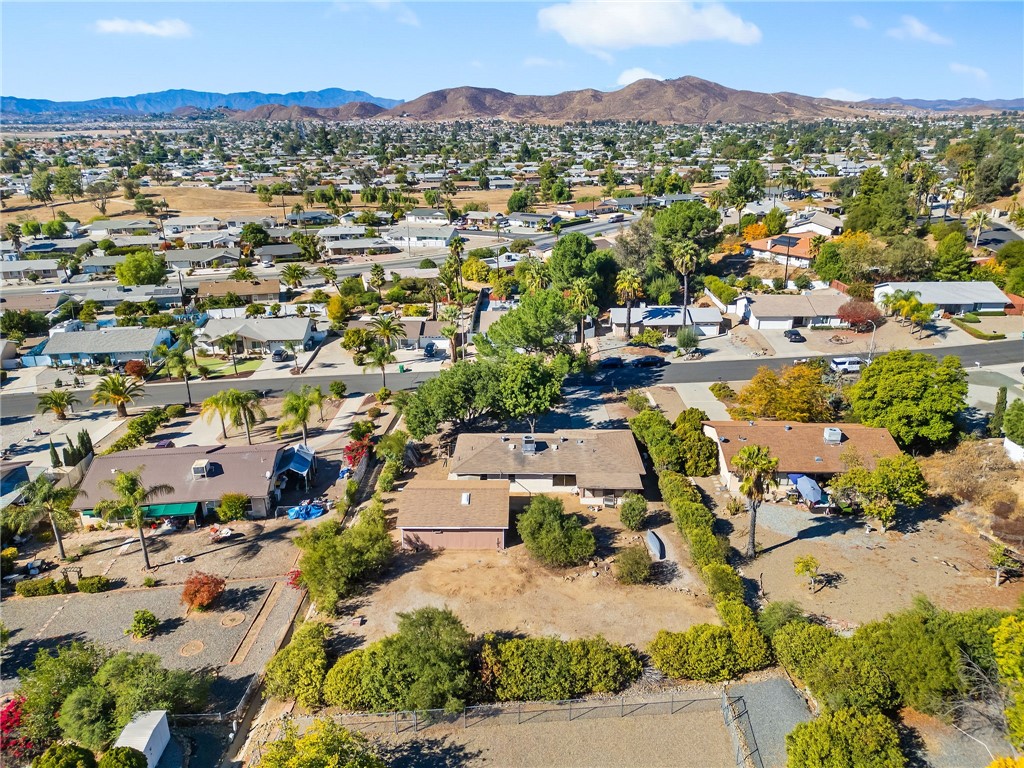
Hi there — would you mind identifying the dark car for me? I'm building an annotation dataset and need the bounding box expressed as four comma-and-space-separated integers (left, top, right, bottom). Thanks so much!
154, 439, 176, 449
785, 331, 806, 343
271, 349, 288, 362
631, 355, 668, 368
423, 342, 437, 358
598, 356, 624, 369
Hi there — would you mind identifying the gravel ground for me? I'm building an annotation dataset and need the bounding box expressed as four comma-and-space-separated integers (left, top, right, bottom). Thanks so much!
728, 675, 811, 768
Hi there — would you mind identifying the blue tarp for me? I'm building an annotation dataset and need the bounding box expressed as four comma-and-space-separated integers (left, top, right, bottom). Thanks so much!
278, 445, 315, 476
287, 504, 326, 520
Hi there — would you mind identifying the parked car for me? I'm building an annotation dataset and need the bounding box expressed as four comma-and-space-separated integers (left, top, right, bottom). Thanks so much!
423, 342, 437, 358
154, 439, 176, 449
271, 349, 288, 362
830, 356, 865, 374
631, 355, 668, 368
785, 330, 806, 343
598, 356, 624, 369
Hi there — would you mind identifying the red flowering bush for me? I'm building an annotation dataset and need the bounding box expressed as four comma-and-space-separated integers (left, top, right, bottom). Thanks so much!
0, 696, 34, 760
344, 437, 372, 468
286, 569, 302, 590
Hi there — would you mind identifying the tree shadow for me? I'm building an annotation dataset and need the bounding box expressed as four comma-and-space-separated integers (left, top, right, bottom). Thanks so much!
219, 584, 266, 612
895, 719, 930, 768
158, 615, 187, 636
649, 559, 680, 586
758, 515, 864, 556
377, 736, 482, 768
814, 571, 846, 591
3, 631, 88, 673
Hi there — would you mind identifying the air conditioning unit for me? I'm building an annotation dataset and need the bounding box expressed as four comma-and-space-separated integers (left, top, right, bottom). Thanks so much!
522, 435, 536, 455
823, 427, 843, 445
191, 459, 211, 479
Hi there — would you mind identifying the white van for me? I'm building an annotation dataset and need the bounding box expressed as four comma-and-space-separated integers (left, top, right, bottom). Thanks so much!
830, 356, 865, 374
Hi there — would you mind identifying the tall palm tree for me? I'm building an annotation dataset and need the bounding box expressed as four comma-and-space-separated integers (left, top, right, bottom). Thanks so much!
670, 240, 701, 320
363, 344, 396, 388
518, 255, 548, 294
9, 475, 78, 561
730, 445, 780, 559
222, 389, 268, 446
93, 468, 173, 571
567, 278, 596, 346
306, 385, 326, 422
282, 340, 300, 373
200, 391, 230, 440
281, 263, 309, 292
441, 324, 460, 360
615, 268, 644, 340
154, 343, 174, 380
165, 348, 194, 406
940, 181, 958, 221
37, 389, 80, 420
277, 388, 315, 443
369, 315, 408, 350
808, 235, 828, 260
968, 210, 991, 249
219, 333, 240, 376
92, 374, 144, 418
424, 279, 442, 320
706, 189, 726, 212
230, 266, 256, 281
316, 266, 338, 291
879, 288, 918, 319
176, 323, 198, 366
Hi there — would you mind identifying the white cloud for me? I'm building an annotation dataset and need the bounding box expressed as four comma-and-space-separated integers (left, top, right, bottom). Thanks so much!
94, 18, 192, 38
885, 15, 951, 45
949, 62, 989, 84
523, 56, 566, 68
364, 0, 419, 26
617, 67, 665, 86
850, 15, 871, 30
538, 0, 761, 56
822, 87, 869, 102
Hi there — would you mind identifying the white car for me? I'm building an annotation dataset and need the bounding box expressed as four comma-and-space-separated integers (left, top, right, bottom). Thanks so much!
830, 356, 866, 374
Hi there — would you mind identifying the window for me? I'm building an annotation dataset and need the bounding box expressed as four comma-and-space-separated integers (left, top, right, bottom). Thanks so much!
552, 474, 576, 487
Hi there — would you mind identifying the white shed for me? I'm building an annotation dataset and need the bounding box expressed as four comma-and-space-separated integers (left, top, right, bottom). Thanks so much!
113, 710, 170, 768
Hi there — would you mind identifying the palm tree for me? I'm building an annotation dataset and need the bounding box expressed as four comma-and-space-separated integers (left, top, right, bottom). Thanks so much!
731, 445, 780, 558
368, 262, 386, 297
93, 468, 173, 570
9, 475, 78, 561
230, 266, 256, 281
808, 235, 828, 260
441, 324, 460, 360
37, 389, 80, 420
92, 374, 144, 418
567, 278, 596, 346
670, 240, 700, 320
176, 323, 199, 366
517, 256, 548, 294
706, 189, 726, 212
369, 315, 408, 350
219, 333, 240, 376
281, 263, 309, 292
165, 348, 194, 406
222, 389, 268, 446
316, 266, 338, 290
200, 391, 230, 440
615, 268, 644, 340
363, 344, 396, 388
879, 288, 918, 319
154, 343, 174, 380
424, 279, 442, 320
306, 385, 326, 422
911, 302, 937, 337
968, 210, 991, 249
940, 181, 958, 221
277, 388, 315, 443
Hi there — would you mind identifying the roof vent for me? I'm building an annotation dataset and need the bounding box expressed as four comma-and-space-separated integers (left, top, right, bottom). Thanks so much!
823, 427, 843, 445
560, 436, 568, 442
509, 443, 516, 451
576, 438, 584, 445
784, 425, 792, 431
461, 492, 471, 506
522, 435, 536, 455
191, 459, 211, 479
500, 435, 509, 442
814, 456, 823, 462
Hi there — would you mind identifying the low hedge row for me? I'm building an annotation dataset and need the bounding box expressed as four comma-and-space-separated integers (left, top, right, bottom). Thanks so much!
951, 318, 1006, 340
15, 575, 112, 597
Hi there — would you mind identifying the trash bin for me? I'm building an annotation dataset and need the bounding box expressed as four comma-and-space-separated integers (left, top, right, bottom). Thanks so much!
398, 364, 406, 373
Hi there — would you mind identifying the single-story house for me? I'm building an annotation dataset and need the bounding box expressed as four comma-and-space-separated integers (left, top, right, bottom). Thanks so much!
79, 284, 182, 309
225, 215, 276, 229
73, 443, 285, 521
266, 227, 300, 243
465, 211, 502, 226
359, 266, 439, 290
81, 252, 127, 274
324, 238, 397, 257
0, 291, 74, 320
447, 430, 645, 503
610, 196, 657, 212
745, 290, 848, 330
397, 480, 511, 551
197, 316, 314, 354
609, 304, 723, 339
384, 226, 457, 249
787, 211, 843, 237
184, 231, 238, 249
286, 211, 336, 225
742, 200, 792, 218
39, 326, 173, 366
873, 281, 1010, 315
506, 213, 558, 229
256, 243, 304, 264
83, 219, 155, 239
164, 216, 221, 235
165, 247, 243, 271
197, 279, 281, 304
112, 235, 165, 249
0, 259, 62, 281
655, 193, 703, 207
404, 208, 449, 224
22, 239, 83, 256
703, 421, 902, 495
347, 316, 453, 350
316, 225, 366, 241
746, 233, 818, 269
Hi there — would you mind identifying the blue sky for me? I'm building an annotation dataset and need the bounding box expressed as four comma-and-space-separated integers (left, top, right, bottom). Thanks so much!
3, 2, 1022, 102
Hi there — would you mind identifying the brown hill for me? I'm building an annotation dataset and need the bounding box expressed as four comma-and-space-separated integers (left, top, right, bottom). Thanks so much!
229, 101, 385, 121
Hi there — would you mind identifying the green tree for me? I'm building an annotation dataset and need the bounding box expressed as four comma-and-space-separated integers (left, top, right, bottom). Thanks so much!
785, 708, 906, 768
53, 165, 83, 202
932, 231, 973, 281
849, 351, 967, 449
989, 386, 1008, 438
280, 263, 309, 291
1003, 399, 1024, 444
31, 743, 97, 768
363, 344, 396, 389
57, 683, 115, 751
41, 219, 68, 238
164, 348, 193, 406
368, 315, 407, 350
37, 389, 80, 420
400, 360, 504, 438
388, 607, 473, 711
264, 621, 332, 708
92, 374, 144, 418
6, 475, 78, 561
239, 222, 270, 251
498, 355, 563, 432
97, 747, 148, 768
480, 289, 578, 356
547, 232, 597, 289
731, 445, 779, 558
93, 469, 173, 570
114, 251, 166, 286
762, 206, 788, 236
230, 266, 256, 281
725, 161, 766, 207
832, 454, 927, 531
277, 387, 316, 443
253, 719, 386, 768
200, 391, 230, 440
619, 492, 648, 530
654, 200, 722, 250
615, 268, 644, 339
221, 388, 268, 445
517, 495, 595, 567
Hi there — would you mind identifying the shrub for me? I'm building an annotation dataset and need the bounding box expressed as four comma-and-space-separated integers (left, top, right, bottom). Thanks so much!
479, 635, 641, 702
702, 563, 743, 602
77, 575, 111, 593
659, 471, 703, 508
728, 618, 774, 672
252, 719, 386, 768
0, 546, 17, 575
181, 572, 226, 610
31, 743, 97, 768
97, 747, 148, 768
517, 495, 595, 568
264, 621, 332, 709
960, 312, 980, 323
632, 328, 664, 347
805, 641, 899, 713
618, 493, 648, 530
57, 684, 116, 751
676, 326, 700, 350
217, 493, 248, 522
616, 545, 652, 584
785, 709, 905, 768
142, 576, 158, 588
673, 501, 715, 534
16, 577, 64, 597
704, 275, 739, 305
367, 406, 382, 419
376, 387, 392, 404
648, 625, 739, 682
772, 621, 839, 681
625, 389, 652, 413
951, 317, 1006, 340
165, 404, 187, 418
709, 382, 736, 401
124, 360, 149, 379
125, 609, 158, 639
756, 601, 808, 639
688, 527, 725, 570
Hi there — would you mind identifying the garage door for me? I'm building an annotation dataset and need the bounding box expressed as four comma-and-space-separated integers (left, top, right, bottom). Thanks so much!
401, 529, 504, 550
751, 317, 793, 331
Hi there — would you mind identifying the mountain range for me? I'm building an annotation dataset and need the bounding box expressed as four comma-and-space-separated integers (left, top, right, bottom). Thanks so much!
4, 79, 1020, 123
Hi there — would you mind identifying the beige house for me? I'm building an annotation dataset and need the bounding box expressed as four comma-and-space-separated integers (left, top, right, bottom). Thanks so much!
396, 480, 511, 551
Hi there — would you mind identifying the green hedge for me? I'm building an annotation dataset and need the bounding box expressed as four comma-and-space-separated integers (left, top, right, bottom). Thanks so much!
974, 310, 1006, 317
76, 575, 111, 593
951, 318, 1006, 340
704, 275, 739, 305
959, 313, 980, 323
16, 577, 72, 597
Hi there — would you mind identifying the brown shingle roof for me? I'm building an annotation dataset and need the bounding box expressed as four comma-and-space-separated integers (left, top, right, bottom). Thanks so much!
747, 290, 847, 320
449, 430, 645, 484
396, 480, 510, 530
703, 421, 901, 476
197, 279, 281, 298
72, 444, 283, 510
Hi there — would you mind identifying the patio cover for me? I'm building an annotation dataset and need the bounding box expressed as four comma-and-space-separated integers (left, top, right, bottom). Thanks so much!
144, 502, 199, 518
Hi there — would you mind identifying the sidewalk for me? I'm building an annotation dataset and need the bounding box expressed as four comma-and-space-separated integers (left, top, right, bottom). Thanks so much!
671, 382, 731, 420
